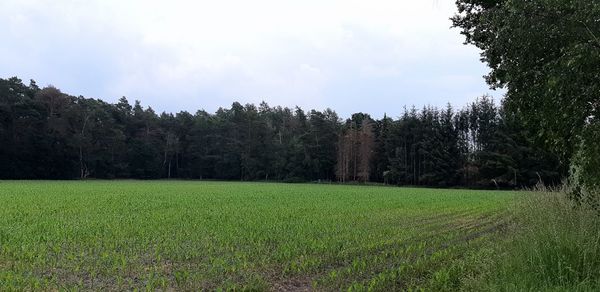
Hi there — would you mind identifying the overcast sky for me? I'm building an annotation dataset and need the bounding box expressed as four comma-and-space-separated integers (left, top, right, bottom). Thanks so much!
0, 0, 502, 118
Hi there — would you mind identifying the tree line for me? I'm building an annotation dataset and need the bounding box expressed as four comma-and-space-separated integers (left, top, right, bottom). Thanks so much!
0, 77, 562, 188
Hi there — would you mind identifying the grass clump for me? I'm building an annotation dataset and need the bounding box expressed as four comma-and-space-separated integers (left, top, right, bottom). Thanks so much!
469, 188, 600, 291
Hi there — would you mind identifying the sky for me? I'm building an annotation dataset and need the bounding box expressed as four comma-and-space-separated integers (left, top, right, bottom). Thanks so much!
0, 0, 503, 118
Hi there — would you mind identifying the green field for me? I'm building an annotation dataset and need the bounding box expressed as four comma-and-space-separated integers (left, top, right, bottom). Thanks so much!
0, 181, 518, 290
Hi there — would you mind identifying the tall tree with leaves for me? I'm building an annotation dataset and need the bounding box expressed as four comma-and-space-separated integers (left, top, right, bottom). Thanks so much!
452, 0, 600, 192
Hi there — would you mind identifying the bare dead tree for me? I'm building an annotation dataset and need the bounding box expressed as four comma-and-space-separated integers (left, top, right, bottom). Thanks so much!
358, 118, 375, 183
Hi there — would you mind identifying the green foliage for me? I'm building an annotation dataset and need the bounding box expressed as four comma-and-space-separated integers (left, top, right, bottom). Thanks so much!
0, 181, 516, 290
384, 98, 561, 188
572, 120, 600, 195
453, 0, 600, 194
0, 77, 563, 188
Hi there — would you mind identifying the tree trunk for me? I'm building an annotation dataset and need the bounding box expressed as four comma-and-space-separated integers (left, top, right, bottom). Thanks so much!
79, 114, 90, 179
168, 160, 171, 179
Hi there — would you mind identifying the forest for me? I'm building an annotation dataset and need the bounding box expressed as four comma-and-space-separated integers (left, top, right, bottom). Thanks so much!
0, 77, 561, 188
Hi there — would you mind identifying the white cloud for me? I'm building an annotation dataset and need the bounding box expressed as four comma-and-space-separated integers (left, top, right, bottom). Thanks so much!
0, 0, 501, 117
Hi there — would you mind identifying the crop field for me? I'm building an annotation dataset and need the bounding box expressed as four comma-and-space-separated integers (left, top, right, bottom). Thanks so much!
0, 181, 518, 290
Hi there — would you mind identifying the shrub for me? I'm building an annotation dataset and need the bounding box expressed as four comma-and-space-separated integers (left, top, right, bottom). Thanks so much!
571, 120, 600, 199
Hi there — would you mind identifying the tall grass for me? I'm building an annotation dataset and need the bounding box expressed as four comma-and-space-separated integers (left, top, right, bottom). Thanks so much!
474, 187, 600, 291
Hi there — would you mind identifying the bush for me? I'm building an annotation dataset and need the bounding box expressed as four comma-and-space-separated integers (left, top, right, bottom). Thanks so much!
572, 120, 600, 198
